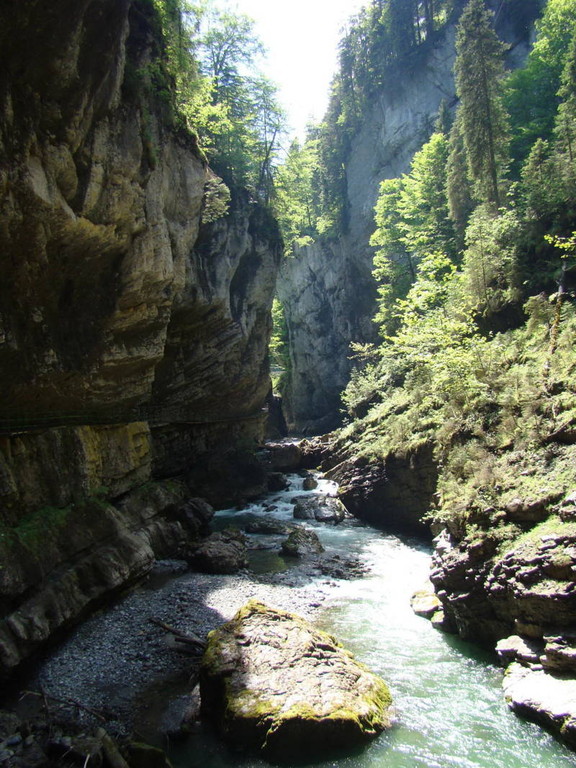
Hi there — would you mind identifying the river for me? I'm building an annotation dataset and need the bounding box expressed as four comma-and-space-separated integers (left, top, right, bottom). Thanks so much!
170, 474, 576, 768
33, 473, 576, 767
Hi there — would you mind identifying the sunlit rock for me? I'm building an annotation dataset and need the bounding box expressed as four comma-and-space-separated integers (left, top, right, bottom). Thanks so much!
200, 601, 393, 760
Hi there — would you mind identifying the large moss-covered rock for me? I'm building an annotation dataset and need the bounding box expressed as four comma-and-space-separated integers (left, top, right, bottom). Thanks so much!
200, 600, 392, 761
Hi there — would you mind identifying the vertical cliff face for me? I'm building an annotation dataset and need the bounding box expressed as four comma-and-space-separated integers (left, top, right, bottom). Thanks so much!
0, 0, 282, 676
279, 30, 458, 433
279, 5, 540, 434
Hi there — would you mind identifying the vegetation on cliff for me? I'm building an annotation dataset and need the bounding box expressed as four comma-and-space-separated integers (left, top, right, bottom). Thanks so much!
140, 0, 284, 197
334, 0, 576, 546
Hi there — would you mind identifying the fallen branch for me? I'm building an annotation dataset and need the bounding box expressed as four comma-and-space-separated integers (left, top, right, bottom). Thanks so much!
148, 617, 206, 649
22, 690, 108, 722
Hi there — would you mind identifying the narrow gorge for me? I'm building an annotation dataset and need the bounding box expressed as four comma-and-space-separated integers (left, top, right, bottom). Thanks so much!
1, 0, 576, 767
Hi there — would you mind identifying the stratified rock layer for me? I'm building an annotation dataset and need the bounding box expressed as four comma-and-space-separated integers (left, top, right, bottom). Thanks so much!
0, 0, 281, 676
200, 600, 392, 761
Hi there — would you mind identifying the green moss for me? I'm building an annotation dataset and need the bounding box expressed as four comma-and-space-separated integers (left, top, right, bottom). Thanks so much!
4, 504, 72, 555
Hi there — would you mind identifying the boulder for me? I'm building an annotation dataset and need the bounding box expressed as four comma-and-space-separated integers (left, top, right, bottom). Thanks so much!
243, 515, 294, 535
200, 601, 393, 760
495, 635, 542, 666
542, 630, 576, 673
302, 474, 319, 491
267, 472, 289, 492
189, 531, 248, 574
293, 496, 346, 524
503, 662, 576, 747
173, 497, 214, 538
411, 582, 442, 619
281, 528, 324, 557
267, 442, 302, 471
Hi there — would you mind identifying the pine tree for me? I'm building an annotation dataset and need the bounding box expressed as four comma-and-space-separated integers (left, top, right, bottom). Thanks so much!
454, 0, 509, 207
446, 113, 474, 235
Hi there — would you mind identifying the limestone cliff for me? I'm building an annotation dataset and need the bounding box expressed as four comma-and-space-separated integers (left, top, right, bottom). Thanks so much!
0, 0, 282, 677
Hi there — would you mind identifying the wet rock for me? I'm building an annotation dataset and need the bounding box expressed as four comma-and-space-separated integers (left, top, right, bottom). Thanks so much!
293, 496, 346, 524
329, 447, 437, 537
317, 554, 368, 580
242, 516, 294, 535
267, 442, 302, 471
125, 741, 173, 768
267, 472, 289, 492
281, 528, 324, 557
173, 497, 214, 538
503, 662, 576, 747
411, 583, 442, 619
302, 474, 319, 491
495, 635, 542, 666
200, 600, 393, 760
189, 531, 248, 574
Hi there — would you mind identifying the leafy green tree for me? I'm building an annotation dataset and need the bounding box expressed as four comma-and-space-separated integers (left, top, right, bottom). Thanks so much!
454, 0, 509, 207
189, 4, 285, 193
371, 131, 458, 335
446, 112, 475, 235
460, 205, 522, 316
274, 137, 322, 253
506, 0, 576, 167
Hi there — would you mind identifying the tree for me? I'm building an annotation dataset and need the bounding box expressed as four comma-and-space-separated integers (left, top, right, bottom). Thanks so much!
506, 0, 576, 168
454, 0, 509, 207
446, 112, 475, 235
371, 131, 458, 335
274, 137, 322, 253
189, 4, 284, 193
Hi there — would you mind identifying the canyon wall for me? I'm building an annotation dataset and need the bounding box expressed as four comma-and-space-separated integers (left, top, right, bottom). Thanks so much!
0, 0, 282, 677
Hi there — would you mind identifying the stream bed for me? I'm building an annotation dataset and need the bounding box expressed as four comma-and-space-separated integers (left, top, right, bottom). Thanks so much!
34, 474, 576, 768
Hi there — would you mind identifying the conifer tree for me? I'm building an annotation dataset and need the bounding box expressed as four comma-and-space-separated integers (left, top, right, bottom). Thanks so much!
446, 113, 474, 234
454, 0, 509, 207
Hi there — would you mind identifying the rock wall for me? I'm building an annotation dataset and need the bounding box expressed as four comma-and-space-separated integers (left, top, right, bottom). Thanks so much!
0, 0, 282, 677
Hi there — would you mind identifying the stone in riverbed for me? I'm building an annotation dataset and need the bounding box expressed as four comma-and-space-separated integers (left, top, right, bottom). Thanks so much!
503, 662, 576, 747
280, 527, 324, 557
200, 600, 393, 761
189, 531, 248, 574
411, 582, 442, 619
293, 496, 346, 524
242, 515, 294, 535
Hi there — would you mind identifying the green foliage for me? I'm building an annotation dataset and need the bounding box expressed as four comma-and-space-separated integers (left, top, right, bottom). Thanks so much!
269, 298, 290, 391
273, 137, 322, 254
371, 131, 458, 334
506, 0, 576, 168
461, 204, 522, 316
133, 0, 285, 199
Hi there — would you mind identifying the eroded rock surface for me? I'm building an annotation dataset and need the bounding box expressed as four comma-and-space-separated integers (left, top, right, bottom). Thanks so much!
200, 600, 393, 760
0, 0, 281, 676
189, 531, 249, 574
503, 663, 576, 748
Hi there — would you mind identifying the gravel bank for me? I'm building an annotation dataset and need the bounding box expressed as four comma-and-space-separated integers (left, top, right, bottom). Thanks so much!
29, 560, 342, 738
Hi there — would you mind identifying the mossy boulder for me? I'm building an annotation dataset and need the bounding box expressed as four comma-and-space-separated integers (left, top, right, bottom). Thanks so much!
200, 600, 392, 761
280, 527, 324, 557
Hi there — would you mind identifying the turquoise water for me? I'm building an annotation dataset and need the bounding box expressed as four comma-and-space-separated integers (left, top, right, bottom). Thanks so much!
171, 476, 576, 768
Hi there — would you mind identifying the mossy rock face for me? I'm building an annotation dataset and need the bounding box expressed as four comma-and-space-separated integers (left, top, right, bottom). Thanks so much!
200, 600, 392, 761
